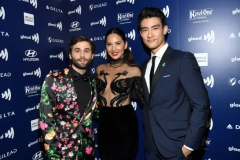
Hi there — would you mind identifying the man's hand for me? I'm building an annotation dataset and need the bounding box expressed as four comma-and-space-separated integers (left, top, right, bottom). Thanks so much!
182, 146, 192, 157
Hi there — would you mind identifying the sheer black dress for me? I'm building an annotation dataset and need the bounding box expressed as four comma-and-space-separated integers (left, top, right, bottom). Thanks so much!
96, 65, 144, 160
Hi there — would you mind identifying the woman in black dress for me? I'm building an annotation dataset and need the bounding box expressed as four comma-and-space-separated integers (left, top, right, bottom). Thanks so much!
95, 27, 145, 160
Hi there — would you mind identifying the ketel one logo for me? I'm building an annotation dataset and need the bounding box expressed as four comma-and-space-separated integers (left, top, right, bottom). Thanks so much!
204, 30, 214, 43
32, 151, 43, 160
1, 88, 11, 101
0, 48, 8, 61
0, 6, 5, 20
25, 50, 37, 57
125, 29, 135, 40
116, 0, 135, 5
162, 5, 170, 18
0, 127, 14, 139
203, 75, 214, 88
229, 78, 237, 86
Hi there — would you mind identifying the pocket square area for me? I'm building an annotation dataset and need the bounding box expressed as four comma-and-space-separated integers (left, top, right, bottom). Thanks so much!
163, 75, 170, 77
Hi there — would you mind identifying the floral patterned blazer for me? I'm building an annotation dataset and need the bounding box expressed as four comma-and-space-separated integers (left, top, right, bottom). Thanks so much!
39, 68, 99, 160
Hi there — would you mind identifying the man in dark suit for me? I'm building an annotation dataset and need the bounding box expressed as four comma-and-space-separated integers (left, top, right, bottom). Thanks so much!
137, 7, 210, 160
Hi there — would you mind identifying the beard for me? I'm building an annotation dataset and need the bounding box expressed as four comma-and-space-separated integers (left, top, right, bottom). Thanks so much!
71, 57, 92, 70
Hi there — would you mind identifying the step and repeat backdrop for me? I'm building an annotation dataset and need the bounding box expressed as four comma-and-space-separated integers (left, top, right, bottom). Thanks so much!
0, 0, 239, 160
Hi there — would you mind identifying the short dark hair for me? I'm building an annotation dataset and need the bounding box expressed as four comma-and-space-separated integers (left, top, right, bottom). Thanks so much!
105, 27, 138, 67
137, 7, 167, 31
68, 36, 95, 54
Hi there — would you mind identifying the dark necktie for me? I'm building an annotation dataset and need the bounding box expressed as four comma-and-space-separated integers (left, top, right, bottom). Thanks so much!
150, 56, 156, 88
74, 72, 90, 81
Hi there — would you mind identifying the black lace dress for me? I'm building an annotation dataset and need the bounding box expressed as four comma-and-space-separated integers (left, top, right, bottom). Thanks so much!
96, 69, 144, 160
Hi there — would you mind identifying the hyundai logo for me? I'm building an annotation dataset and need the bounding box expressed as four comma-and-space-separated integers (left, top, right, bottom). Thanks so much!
25, 50, 37, 57
70, 21, 80, 28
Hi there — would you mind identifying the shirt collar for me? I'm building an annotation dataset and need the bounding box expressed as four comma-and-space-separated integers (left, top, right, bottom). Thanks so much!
151, 43, 169, 58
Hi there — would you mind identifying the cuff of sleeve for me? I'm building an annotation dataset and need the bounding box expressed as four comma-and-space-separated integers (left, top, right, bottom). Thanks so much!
184, 145, 194, 151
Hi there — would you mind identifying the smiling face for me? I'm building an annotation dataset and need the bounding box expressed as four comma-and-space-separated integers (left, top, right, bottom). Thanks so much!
69, 41, 94, 72
140, 17, 168, 54
105, 33, 127, 60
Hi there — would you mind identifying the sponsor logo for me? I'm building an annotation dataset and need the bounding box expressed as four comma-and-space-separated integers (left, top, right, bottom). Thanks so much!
94, 128, 97, 134
24, 12, 34, 26
1, 89, 11, 101
229, 78, 237, 86
25, 85, 41, 97
188, 30, 214, 44
23, 68, 41, 78
68, 5, 81, 15
229, 33, 235, 38
0, 6, 5, 20
162, 5, 170, 18
231, 56, 240, 62
23, 50, 39, 61
194, 53, 208, 66
32, 151, 43, 160
206, 106, 213, 130
48, 37, 64, 43
131, 101, 137, 111
91, 68, 95, 74
48, 22, 62, 31
1, 31, 9, 37
236, 125, 240, 129
46, 5, 63, 13
31, 118, 39, 131
227, 124, 233, 129
28, 138, 41, 147
90, 36, 105, 41
189, 8, 213, 23
0, 127, 14, 140
117, 12, 134, 24
20, 33, 39, 44
0, 111, 15, 120
0, 72, 11, 78
205, 138, 211, 145
20, 0, 37, 9
203, 75, 214, 88
90, 16, 106, 26
89, 2, 107, 11
229, 146, 240, 152
125, 29, 135, 40
94, 50, 107, 59
26, 103, 39, 113
230, 102, 240, 108
0, 149, 17, 159
116, 0, 134, 5
69, 21, 81, 32
232, 8, 240, 15
50, 52, 64, 61
0, 48, 8, 61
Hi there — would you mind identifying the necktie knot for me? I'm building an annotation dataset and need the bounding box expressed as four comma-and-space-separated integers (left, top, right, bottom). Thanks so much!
74, 73, 90, 81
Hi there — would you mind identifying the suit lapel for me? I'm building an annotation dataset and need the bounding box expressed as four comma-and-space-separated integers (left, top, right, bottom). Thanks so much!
150, 46, 172, 99
141, 59, 150, 102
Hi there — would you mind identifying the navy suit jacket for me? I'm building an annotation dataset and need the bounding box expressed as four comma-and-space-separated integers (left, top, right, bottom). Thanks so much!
141, 46, 210, 158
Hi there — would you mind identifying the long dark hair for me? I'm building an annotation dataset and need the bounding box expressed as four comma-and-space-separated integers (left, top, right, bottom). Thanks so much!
105, 27, 138, 67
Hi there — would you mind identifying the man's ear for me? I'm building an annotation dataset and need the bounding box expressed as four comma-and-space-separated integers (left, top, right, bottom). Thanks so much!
91, 54, 94, 60
69, 53, 72, 60
163, 25, 168, 35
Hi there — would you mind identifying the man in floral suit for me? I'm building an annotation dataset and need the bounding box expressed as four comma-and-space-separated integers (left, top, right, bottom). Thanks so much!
39, 36, 99, 160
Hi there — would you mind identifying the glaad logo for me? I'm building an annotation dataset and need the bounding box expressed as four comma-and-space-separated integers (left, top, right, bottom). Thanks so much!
162, 5, 170, 18
31, 118, 39, 131
117, 12, 134, 24
188, 30, 214, 44
0, 48, 8, 61
125, 29, 135, 40
0, 149, 17, 159
91, 16, 106, 26
230, 102, 240, 108
50, 52, 64, 61
23, 67, 41, 78
24, 12, 34, 26
21, 0, 37, 9
32, 151, 43, 160
90, 36, 105, 41
131, 101, 137, 111
232, 8, 240, 15
95, 50, 107, 59
46, 5, 63, 13
231, 56, 240, 62
229, 146, 240, 152
116, 0, 135, 5
89, 2, 107, 11
48, 22, 62, 31
203, 75, 214, 88
28, 138, 40, 147
24, 50, 39, 61
1, 31, 9, 37
1, 89, 11, 101
20, 33, 39, 44
48, 37, 64, 43
229, 78, 236, 86
69, 21, 81, 32
0, 6, 5, 20
0, 127, 14, 139
68, 5, 81, 15
26, 103, 39, 113
25, 85, 41, 97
